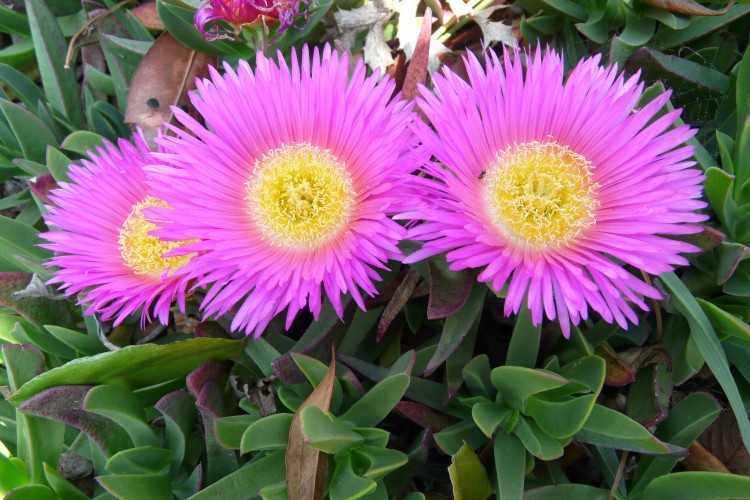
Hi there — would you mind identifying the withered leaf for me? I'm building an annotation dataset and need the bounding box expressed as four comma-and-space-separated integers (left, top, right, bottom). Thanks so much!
286, 348, 337, 500
698, 411, 750, 475
402, 7, 432, 101
124, 32, 216, 148
377, 268, 422, 341
131, 3, 164, 31
642, 0, 735, 15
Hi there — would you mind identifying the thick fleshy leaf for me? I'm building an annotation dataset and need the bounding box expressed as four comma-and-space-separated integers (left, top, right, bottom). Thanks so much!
462, 355, 494, 399
339, 373, 410, 427
3, 484, 55, 499
329, 452, 377, 500
426, 258, 476, 320
0, 220, 52, 273
273, 298, 351, 383
188, 450, 286, 500
632, 392, 721, 493
643, 472, 750, 499
187, 362, 237, 483
351, 445, 408, 480
425, 283, 485, 374
18, 385, 131, 457
300, 407, 364, 454
287, 352, 336, 500
472, 402, 513, 438
512, 417, 565, 460
491, 366, 568, 410
241, 414, 293, 453
576, 405, 680, 455
42, 462, 88, 500
448, 442, 494, 500
494, 431, 525, 500
526, 394, 597, 439
505, 302, 541, 369
215, 414, 261, 450
626, 363, 672, 427
0, 99, 58, 163
642, 0, 733, 15
25, 0, 82, 126
85, 385, 160, 448
524, 484, 610, 499
154, 390, 196, 477
661, 272, 750, 452
8, 338, 244, 404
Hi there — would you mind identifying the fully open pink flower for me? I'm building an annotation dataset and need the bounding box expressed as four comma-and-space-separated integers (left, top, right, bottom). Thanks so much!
147, 45, 422, 337
404, 49, 706, 336
41, 136, 197, 326
195, 0, 303, 40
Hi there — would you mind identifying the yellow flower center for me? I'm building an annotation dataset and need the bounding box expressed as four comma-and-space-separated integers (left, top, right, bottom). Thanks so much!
118, 197, 196, 277
246, 143, 355, 248
483, 141, 598, 249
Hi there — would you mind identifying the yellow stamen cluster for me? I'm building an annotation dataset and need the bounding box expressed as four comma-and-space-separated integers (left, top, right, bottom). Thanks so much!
483, 141, 598, 249
118, 197, 196, 277
246, 143, 355, 248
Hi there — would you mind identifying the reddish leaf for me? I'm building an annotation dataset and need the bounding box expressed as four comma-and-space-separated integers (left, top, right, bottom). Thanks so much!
19, 385, 132, 457
124, 32, 216, 148
427, 260, 476, 320
596, 344, 635, 387
395, 401, 454, 431
131, 3, 163, 31
642, 0, 735, 15
27, 173, 58, 205
286, 348, 337, 500
377, 268, 421, 341
402, 7, 432, 101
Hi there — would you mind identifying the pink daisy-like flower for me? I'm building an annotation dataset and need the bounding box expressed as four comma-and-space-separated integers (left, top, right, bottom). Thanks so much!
404, 49, 706, 336
147, 45, 422, 337
41, 135, 197, 326
195, 0, 303, 40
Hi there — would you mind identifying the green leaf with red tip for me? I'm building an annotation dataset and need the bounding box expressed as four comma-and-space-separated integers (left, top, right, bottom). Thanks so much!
576, 404, 682, 455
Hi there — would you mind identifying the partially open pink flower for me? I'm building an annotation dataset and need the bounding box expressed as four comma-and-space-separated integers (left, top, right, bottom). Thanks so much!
195, 0, 303, 40
405, 49, 706, 337
41, 135, 197, 326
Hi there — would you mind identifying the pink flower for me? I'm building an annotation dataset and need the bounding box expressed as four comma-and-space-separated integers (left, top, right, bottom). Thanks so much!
41, 135, 197, 326
405, 49, 706, 336
195, 0, 303, 40
147, 45, 423, 336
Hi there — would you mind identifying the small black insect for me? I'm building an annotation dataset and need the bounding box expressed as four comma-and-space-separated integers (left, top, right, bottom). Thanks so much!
478, 170, 487, 180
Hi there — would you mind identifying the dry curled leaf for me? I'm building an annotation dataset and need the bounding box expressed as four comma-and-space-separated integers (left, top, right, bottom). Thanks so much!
286, 348, 337, 500
642, 0, 735, 15
472, 6, 517, 49
124, 32, 216, 148
377, 268, 422, 341
334, 0, 394, 72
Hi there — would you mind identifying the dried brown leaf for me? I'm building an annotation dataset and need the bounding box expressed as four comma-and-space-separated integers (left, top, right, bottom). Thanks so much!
131, 3, 164, 31
124, 33, 216, 148
642, 0, 734, 15
698, 411, 750, 475
377, 268, 422, 341
402, 7, 432, 101
684, 441, 732, 473
286, 348, 337, 500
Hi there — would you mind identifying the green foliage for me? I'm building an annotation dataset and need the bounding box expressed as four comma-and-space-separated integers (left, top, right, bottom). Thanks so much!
1, 0, 750, 498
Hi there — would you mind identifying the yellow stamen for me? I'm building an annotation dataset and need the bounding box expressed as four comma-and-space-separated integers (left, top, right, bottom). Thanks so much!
246, 143, 355, 248
118, 197, 196, 277
483, 141, 598, 249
